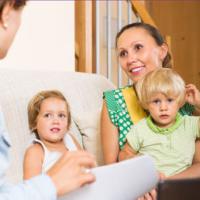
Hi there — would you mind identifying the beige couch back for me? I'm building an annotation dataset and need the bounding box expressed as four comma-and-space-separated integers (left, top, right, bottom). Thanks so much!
0, 69, 115, 183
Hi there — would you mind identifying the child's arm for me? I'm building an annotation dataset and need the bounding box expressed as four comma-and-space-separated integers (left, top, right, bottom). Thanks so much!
23, 144, 44, 180
185, 84, 200, 115
118, 142, 138, 161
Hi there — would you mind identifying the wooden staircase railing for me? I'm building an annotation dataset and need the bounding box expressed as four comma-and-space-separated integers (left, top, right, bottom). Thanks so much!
131, 1, 157, 27
131, 0, 173, 65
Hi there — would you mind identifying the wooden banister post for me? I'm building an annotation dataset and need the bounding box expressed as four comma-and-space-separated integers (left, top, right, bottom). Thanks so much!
130, 0, 173, 66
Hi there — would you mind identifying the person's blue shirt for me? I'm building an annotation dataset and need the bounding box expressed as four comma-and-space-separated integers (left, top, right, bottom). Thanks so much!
0, 110, 57, 200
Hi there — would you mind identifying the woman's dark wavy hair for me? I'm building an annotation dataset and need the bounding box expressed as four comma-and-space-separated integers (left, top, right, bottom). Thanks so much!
0, 0, 27, 16
116, 22, 172, 68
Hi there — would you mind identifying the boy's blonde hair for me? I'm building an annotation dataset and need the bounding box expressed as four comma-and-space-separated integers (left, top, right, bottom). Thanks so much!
135, 68, 186, 109
28, 90, 71, 138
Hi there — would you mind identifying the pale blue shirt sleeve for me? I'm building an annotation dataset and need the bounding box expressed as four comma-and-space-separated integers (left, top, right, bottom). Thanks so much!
0, 174, 57, 200
0, 110, 57, 200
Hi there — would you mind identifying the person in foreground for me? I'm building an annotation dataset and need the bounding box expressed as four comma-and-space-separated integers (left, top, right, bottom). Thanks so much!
101, 22, 200, 165
119, 68, 200, 177
23, 90, 82, 179
0, 1, 96, 199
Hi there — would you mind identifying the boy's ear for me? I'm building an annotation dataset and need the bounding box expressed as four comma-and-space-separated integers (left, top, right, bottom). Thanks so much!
142, 102, 149, 111
179, 95, 186, 108
179, 100, 185, 108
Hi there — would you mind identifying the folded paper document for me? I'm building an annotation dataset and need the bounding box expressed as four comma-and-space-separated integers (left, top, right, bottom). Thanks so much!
62, 155, 158, 200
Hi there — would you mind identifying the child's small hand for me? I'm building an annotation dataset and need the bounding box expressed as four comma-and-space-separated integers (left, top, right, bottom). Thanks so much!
137, 189, 157, 200
136, 171, 166, 200
185, 84, 200, 109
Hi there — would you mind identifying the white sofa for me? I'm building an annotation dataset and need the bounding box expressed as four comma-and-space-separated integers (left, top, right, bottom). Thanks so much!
0, 69, 115, 184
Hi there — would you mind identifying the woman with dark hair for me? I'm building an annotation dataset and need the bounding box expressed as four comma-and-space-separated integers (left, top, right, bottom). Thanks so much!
0, 1, 96, 199
101, 22, 200, 200
101, 22, 200, 168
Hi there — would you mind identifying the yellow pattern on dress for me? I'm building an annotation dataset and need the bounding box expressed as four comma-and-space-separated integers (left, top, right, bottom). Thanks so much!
122, 87, 147, 124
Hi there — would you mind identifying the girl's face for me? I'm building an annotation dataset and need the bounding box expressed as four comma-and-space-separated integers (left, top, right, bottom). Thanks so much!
35, 97, 69, 144
0, 5, 23, 59
117, 27, 168, 84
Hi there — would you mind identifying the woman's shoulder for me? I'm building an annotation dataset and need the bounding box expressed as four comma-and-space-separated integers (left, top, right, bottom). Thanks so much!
103, 85, 133, 109
103, 85, 133, 97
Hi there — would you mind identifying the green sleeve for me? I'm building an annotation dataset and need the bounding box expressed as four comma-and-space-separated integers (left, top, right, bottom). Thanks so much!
179, 103, 194, 116
103, 90, 118, 127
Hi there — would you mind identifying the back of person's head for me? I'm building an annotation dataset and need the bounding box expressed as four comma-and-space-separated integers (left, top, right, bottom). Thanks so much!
28, 90, 71, 138
135, 68, 185, 109
115, 22, 172, 68
0, 0, 27, 14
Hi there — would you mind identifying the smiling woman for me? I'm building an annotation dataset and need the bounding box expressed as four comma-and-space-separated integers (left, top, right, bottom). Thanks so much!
100, 22, 200, 200
101, 22, 200, 169
101, 23, 173, 164
115, 23, 170, 83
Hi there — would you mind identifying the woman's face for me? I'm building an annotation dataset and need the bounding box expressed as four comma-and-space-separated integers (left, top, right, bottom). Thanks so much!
0, 6, 23, 59
117, 27, 168, 84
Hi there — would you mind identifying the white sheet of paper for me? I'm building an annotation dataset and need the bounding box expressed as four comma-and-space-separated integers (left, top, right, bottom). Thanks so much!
61, 155, 158, 200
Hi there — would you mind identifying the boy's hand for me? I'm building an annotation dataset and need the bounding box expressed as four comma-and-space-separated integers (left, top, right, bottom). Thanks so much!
158, 172, 166, 180
137, 171, 165, 200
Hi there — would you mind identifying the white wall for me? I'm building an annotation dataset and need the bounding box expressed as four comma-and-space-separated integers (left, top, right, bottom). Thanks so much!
0, 1, 74, 71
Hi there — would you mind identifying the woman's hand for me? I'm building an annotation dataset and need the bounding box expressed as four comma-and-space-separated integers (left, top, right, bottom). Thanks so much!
47, 150, 96, 196
185, 84, 200, 110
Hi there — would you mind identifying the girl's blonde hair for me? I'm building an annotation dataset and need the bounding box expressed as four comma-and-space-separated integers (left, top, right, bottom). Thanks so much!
135, 68, 185, 109
28, 90, 71, 137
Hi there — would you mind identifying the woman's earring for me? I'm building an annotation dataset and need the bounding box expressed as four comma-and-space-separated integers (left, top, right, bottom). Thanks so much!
3, 23, 8, 29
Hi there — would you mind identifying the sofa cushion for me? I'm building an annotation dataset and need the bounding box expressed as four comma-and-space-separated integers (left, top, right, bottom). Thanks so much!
0, 69, 115, 183
73, 109, 103, 166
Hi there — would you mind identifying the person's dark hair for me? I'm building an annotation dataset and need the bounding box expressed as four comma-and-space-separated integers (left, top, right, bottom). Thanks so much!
116, 22, 172, 68
0, 0, 27, 16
